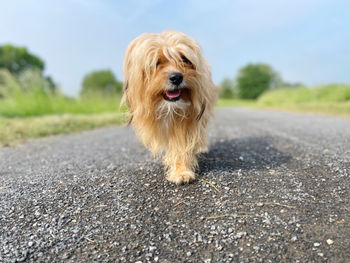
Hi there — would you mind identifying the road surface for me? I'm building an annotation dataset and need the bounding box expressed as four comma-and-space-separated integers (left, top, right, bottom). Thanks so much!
0, 108, 349, 262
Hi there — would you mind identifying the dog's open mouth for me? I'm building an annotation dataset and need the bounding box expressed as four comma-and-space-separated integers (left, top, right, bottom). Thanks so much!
164, 89, 181, 102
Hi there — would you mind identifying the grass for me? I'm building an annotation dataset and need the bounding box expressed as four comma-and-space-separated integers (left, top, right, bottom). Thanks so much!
259, 84, 350, 104
258, 101, 350, 117
0, 88, 127, 146
256, 84, 350, 116
1, 83, 350, 146
0, 89, 121, 117
219, 84, 350, 117
0, 113, 126, 146
217, 98, 256, 107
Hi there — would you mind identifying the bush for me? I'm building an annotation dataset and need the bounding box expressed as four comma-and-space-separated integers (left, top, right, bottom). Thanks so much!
219, 78, 235, 99
18, 69, 55, 93
0, 69, 20, 98
81, 70, 122, 97
236, 63, 280, 99
0, 69, 121, 117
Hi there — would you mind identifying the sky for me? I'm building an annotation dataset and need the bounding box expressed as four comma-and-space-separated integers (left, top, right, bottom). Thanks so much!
1, 0, 349, 96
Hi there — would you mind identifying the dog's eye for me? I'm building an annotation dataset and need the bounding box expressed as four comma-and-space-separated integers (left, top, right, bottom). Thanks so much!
181, 55, 192, 65
156, 60, 161, 68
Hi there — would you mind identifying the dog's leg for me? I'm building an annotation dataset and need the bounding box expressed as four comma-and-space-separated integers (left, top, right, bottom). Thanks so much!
166, 160, 196, 185
164, 149, 197, 185
164, 124, 209, 184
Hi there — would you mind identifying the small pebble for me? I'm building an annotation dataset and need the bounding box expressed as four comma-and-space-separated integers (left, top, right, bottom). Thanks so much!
314, 242, 321, 247
326, 239, 334, 245
149, 246, 157, 252
234, 232, 246, 239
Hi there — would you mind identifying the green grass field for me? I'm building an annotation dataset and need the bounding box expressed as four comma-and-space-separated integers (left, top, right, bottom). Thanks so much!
0, 89, 126, 145
1, 84, 350, 146
0, 89, 121, 117
219, 84, 350, 117
0, 113, 126, 146
256, 84, 350, 116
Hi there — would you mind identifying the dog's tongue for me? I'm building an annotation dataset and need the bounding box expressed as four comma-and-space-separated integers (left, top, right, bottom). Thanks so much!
165, 89, 181, 99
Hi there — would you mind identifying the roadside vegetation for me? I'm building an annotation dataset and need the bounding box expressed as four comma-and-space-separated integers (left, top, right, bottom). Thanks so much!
0, 113, 124, 146
256, 84, 350, 116
0, 44, 124, 145
1, 44, 350, 146
218, 63, 350, 117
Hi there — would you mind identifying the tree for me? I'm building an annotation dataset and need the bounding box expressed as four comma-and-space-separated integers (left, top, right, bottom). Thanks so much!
0, 44, 45, 75
236, 63, 279, 99
81, 70, 122, 96
219, 78, 235, 99
0, 44, 57, 93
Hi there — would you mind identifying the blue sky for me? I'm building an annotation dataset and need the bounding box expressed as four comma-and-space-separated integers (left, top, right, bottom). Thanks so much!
1, 0, 349, 95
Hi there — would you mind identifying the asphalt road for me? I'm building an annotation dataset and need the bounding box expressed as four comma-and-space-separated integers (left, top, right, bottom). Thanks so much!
0, 108, 349, 263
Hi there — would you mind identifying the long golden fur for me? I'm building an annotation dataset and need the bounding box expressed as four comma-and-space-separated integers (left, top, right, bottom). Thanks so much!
122, 31, 217, 184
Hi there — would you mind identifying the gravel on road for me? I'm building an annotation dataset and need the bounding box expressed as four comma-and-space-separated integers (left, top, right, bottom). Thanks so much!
0, 108, 349, 262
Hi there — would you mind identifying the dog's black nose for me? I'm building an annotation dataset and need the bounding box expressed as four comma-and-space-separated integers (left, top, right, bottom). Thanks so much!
168, 72, 183, 86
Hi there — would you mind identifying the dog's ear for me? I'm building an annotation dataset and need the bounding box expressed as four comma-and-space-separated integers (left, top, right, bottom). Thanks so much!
196, 103, 206, 121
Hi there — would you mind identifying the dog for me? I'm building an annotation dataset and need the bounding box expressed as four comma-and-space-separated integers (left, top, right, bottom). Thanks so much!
121, 31, 217, 184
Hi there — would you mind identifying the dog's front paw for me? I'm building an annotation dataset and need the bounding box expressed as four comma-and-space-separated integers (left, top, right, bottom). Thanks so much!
167, 170, 195, 185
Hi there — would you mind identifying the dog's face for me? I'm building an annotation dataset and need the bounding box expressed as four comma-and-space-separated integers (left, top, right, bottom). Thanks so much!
123, 31, 213, 121
155, 52, 194, 103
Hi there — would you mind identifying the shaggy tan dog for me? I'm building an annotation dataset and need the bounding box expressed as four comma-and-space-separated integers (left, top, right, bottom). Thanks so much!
122, 31, 217, 184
